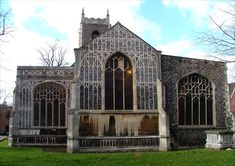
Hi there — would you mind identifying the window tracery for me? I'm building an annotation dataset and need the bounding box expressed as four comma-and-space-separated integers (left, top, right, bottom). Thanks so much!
79, 23, 159, 110
33, 82, 66, 127
178, 73, 214, 126
105, 52, 133, 110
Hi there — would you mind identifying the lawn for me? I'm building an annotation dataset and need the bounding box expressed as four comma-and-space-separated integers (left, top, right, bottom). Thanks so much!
0, 139, 235, 166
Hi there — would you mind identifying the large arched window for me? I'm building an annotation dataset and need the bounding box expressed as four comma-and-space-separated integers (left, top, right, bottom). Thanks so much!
33, 82, 66, 127
105, 52, 133, 110
178, 73, 213, 126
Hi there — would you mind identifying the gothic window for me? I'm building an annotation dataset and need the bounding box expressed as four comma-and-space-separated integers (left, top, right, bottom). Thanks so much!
91, 31, 99, 39
33, 82, 66, 127
105, 52, 133, 110
178, 73, 214, 126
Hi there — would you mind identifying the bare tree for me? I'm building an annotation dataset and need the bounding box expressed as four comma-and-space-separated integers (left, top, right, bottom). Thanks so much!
0, 9, 11, 38
0, 0, 14, 42
0, 2, 14, 105
198, 3, 235, 60
0, 88, 12, 104
38, 40, 68, 67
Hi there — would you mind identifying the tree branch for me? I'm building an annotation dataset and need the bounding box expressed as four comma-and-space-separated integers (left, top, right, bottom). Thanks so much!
38, 40, 68, 67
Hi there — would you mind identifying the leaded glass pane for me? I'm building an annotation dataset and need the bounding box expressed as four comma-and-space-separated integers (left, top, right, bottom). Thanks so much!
84, 87, 88, 109
105, 52, 133, 110
60, 102, 65, 126
186, 94, 192, 125
105, 68, 113, 109
93, 87, 98, 109
124, 69, 133, 110
200, 94, 206, 125
141, 87, 145, 109
33, 83, 66, 127
193, 98, 199, 125
34, 102, 39, 126
98, 85, 102, 109
178, 74, 213, 126
41, 99, 46, 126
89, 85, 93, 109
47, 102, 52, 126
54, 99, 59, 126
80, 86, 84, 109
115, 69, 123, 110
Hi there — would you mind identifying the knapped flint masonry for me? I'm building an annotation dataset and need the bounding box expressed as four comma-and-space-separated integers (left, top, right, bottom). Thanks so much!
9, 10, 230, 152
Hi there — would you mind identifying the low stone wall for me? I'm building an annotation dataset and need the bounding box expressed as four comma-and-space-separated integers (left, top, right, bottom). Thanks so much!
68, 136, 159, 152
10, 135, 67, 147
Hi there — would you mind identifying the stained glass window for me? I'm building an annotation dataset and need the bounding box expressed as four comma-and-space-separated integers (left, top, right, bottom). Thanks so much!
105, 52, 133, 110
178, 73, 214, 126
33, 82, 66, 127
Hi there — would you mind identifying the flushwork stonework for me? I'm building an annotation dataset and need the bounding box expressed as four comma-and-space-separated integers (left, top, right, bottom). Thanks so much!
9, 10, 229, 152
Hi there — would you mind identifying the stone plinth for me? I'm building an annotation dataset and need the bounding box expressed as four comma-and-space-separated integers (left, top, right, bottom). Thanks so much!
205, 130, 234, 150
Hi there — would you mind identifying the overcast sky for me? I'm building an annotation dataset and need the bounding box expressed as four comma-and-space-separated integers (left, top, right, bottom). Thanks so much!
0, 0, 234, 104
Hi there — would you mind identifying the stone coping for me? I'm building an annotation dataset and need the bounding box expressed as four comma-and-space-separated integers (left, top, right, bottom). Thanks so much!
17, 66, 74, 70
68, 109, 159, 114
69, 135, 160, 140
205, 129, 234, 134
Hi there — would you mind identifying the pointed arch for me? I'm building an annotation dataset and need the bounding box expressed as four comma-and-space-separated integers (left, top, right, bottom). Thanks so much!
33, 82, 66, 127
105, 52, 133, 110
177, 73, 214, 126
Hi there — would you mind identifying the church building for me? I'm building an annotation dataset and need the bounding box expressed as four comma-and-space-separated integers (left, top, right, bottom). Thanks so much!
9, 10, 228, 152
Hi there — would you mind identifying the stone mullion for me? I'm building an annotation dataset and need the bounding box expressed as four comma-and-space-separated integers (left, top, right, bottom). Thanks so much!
198, 95, 201, 125
26, 88, 29, 128
52, 99, 54, 127
123, 68, 125, 110
143, 66, 146, 110
19, 90, 22, 128
94, 84, 97, 110
45, 92, 48, 127
82, 85, 84, 110
24, 89, 29, 128
138, 67, 142, 109
88, 66, 91, 110
22, 89, 24, 128
191, 90, 193, 125
113, 61, 115, 110
39, 99, 41, 127
29, 87, 32, 128
183, 96, 186, 125
205, 96, 208, 125
81, 63, 84, 110
150, 63, 154, 109
58, 98, 61, 127
152, 85, 155, 110
92, 65, 95, 110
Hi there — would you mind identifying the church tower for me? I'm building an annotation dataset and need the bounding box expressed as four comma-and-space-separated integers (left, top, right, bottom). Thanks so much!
79, 9, 111, 47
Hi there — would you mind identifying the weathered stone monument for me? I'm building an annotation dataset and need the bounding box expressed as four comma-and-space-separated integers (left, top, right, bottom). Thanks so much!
205, 85, 234, 150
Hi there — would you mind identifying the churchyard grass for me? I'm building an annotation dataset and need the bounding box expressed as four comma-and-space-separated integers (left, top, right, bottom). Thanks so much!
0, 140, 234, 166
